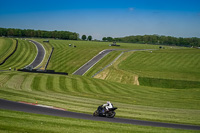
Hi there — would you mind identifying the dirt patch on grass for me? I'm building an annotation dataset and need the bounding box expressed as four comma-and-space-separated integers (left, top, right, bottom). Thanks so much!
95, 51, 141, 85
94, 70, 109, 80
134, 75, 140, 85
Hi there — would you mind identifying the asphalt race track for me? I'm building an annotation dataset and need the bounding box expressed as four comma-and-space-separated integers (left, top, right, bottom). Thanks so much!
0, 99, 200, 130
26, 40, 45, 68
73, 49, 114, 75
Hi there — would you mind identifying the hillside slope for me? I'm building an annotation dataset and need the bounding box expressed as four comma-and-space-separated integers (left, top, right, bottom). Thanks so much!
0, 39, 37, 70
0, 71, 200, 125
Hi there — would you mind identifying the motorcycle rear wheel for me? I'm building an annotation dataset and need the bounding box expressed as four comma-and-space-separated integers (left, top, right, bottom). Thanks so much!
93, 110, 98, 116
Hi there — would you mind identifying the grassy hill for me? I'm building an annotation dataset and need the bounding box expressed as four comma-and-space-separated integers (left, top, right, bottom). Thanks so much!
119, 49, 200, 81
33, 39, 163, 73
0, 38, 200, 132
0, 39, 37, 70
0, 71, 199, 125
0, 37, 16, 64
94, 49, 200, 89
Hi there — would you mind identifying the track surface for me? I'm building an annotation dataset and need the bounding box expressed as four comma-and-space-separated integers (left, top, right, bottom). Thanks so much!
26, 40, 45, 68
73, 49, 114, 75
0, 99, 200, 130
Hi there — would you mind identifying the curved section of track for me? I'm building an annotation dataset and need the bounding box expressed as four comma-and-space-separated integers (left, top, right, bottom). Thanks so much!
26, 40, 45, 68
0, 99, 199, 130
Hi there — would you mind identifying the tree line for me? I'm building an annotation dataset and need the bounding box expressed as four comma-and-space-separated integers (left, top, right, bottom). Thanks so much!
0, 28, 79, 40
102, 35, 200, 47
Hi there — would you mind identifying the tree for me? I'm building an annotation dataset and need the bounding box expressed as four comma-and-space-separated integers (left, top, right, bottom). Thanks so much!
69, 34, 77, 40
87, 35, 92, 41
82, 35, 87, 40
7, 28, 14, 36
107, 37, 113, 42
102, 37, 107, 41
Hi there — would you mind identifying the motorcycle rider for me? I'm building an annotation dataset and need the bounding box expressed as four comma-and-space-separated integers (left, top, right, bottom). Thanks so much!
102, 101, 113, 111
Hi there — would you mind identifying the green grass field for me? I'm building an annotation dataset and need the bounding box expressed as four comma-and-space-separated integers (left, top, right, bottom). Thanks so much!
0, 39, 37, 70
0, 38, 200, 132
119, 49, 200, 81
0, 37, 16, 63
0, 109, 197, 133
0, 71, 200, 125
33, 39, 165, 73
94, 49, 200, 88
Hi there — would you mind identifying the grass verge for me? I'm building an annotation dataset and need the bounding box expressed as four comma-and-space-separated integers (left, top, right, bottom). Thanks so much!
0, 109, 198, 133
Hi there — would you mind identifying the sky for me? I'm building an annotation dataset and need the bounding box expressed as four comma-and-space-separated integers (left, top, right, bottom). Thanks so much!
0, 0, 200, 40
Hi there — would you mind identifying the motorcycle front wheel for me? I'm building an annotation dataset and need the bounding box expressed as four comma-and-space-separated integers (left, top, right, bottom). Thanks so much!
106, 111, 116, 118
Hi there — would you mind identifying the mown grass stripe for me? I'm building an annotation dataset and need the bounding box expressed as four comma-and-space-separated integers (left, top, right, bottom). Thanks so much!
53, 76, 62, 92
65, 77, 73, 92
79, 77, 95, 93
32, 76, 42, 91
83, 78, 100, 93
39, 75, 48, 92
93, 80, 109, 94
4, 75, 24, 90
0, 74, 12, 87
46, 76, 54, 91
21, 75, 35, 91
107, 82, 131, 95
99, 80, 120, 94
59, 76, 67, 92
71, 78, 78, 92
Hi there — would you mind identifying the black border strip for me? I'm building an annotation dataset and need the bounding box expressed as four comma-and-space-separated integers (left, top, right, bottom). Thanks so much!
44, 47, 54, 70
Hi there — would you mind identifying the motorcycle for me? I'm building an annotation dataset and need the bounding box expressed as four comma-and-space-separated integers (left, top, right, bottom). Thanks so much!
93, 105, 117, 118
